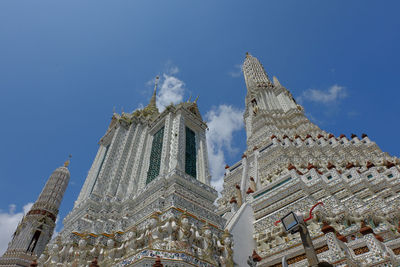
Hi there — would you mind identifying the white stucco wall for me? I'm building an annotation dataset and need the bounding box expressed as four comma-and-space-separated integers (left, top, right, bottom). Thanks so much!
226, 203, 256, 266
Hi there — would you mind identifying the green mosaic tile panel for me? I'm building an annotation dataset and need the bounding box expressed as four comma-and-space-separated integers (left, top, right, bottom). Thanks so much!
185, 127, 197, 178
146, 127, 164, 184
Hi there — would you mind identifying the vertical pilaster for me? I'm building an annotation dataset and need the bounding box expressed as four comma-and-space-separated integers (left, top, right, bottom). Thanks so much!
92, 126, 123, 197
137, 129, 153, 190
105, 126, 130, 198
116, 124, 140, 200
75, 144, 106, 206
127, 126, 148, 197
159, 113, 172, 176
198, 131, 209, 184
240, 155, 248, 196
106, 124, 135, 198
168, 113, 185, 172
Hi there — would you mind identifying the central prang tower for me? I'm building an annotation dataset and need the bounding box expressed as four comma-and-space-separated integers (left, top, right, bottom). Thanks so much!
218, 53, 400, 266
242, 52, 321, 149
39, 79, 233, 266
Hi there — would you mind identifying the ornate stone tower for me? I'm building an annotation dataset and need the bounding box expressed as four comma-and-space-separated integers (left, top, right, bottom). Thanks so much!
242, 52, 321, 149
0, 161, 70, 267
218, 53, 400, 266
40, 79, 233, 266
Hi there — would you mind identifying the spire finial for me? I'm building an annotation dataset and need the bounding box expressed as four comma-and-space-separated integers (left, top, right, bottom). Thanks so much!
246, 52, 250, 57
64, 155, 72, 167
149, 76, 159, 107
141, 76, 160, 118
194, 95, 199, 103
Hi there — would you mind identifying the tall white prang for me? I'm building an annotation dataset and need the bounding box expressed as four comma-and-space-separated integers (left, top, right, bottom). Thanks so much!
39, 79, 233, 266
0, 161, 70, 267
218, 53, 400, 266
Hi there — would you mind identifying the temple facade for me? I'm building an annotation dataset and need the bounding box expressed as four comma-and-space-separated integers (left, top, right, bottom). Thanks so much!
38, 80, 234, 266
4, 54, 400, 266
217, 53, 400, 266
0, 161, 70, 267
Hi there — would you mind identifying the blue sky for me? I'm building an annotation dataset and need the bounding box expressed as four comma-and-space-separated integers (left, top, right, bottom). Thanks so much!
1, 0, 400, 253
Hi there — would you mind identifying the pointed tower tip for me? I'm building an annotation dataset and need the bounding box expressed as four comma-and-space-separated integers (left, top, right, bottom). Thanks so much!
149, 75, 159, 106
273, 76, 282, 87
246, 52, 250, 57
141, 75, 160, 118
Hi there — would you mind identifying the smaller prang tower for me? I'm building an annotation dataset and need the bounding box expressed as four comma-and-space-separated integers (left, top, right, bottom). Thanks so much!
0, 161, 71, 267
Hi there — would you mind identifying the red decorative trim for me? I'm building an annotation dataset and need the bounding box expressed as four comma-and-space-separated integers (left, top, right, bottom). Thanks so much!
252, 250, 262, 262
307, 163, 316, 170
359, 221, 374, 235
246, 187, 254, 194
336, 232, 348, 243
366, 161, 375, 169
304, 202, 323, 222
374, 233, 384, 242
346, 162, 354, 169
327, 162, 335, 169
386, 161, 395, 168
321, 222, 335, 234
288, 163, 296, 170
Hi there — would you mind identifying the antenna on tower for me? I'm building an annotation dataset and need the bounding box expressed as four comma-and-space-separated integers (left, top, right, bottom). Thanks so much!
155, 75, 160, 88
64, 154, 72, 167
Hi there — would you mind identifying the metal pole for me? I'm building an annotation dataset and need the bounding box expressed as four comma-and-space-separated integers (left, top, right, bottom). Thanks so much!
298, 222, 319, 266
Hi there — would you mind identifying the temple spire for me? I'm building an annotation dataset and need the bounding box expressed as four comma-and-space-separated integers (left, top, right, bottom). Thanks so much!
243, 53, 271, 86
140, 76, 160, 119
148, 75, 159, 109
0, 162, 70, 265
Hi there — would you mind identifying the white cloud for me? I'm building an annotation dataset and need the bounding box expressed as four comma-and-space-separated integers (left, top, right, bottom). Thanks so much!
144, 62, 186, 112
165, 60, 180, 75
206, 105, 244, 192
156, 74, 185, 112
228, 64, 243, 78
0, 203, 33, 255
298, 84, 347, 104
